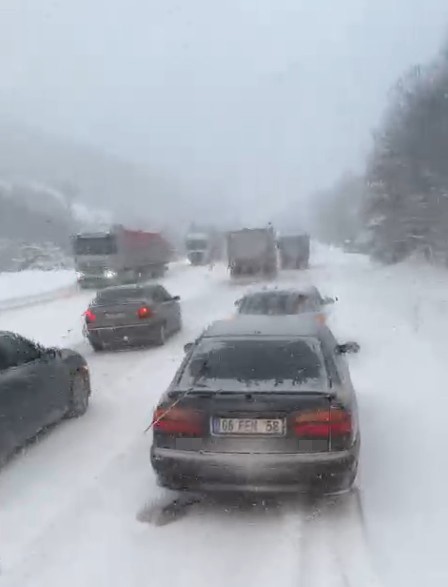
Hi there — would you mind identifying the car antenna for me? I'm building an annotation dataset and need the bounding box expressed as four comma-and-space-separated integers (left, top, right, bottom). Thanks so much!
143, 360, 209, 434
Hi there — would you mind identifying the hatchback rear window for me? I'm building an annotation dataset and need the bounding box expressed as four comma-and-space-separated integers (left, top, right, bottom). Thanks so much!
180, 337, 327, 391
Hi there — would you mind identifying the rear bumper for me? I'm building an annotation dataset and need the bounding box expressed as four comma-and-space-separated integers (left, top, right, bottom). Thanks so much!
87, 322, 161, 346
150, 446, 357, 494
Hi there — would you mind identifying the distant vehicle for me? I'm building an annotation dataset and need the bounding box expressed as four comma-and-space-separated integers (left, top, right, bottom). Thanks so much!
235, 287, 334, 319
226, 226, 278, 277
185, 232, 212, 265
73, 225, 172, 289
150, 315, 360, 495
0, 332, 90, 463
278, 234, 310, 269
84, 283, 182, 351
185, 228, 222, 265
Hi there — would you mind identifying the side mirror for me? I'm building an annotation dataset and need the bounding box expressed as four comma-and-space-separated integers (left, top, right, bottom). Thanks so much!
336, 341, 360, 355
234, 299, 241, 307
323, 296, 336, 305
172, 295, 181, 301
184, 342, 194, 353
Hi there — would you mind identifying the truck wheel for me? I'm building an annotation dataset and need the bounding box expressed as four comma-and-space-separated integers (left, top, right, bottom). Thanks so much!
155, 323, 166, 346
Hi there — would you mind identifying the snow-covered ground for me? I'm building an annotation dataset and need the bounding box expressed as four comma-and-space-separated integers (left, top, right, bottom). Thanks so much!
0, 247, 448, 586
0, 269, 76, 310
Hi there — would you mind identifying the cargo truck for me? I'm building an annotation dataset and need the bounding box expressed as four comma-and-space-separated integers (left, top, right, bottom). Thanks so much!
73, 225, 171, 288
278, 234, 310, 269
226, 226, 278, 277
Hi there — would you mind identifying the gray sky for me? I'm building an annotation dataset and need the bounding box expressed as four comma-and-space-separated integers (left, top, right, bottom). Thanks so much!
1, 0, 447, 222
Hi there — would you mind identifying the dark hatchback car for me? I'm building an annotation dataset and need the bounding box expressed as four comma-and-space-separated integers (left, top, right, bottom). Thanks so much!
235, 287, 334, 318
0, 332, 91, 463
151, 316, 360, 495
84, 283, 182, 351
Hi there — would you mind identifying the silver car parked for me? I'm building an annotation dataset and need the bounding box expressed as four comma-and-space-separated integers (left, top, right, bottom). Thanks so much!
84, 283, 182, 351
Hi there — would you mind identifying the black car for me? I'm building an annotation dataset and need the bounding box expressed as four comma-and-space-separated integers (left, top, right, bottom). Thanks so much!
150, 315, 360, 495
235, 287, 334, 317
0, 332, 91, 463
84, 283, 182, 351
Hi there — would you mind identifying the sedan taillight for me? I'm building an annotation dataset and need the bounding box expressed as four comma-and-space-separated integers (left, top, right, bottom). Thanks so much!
84, 309, 96, 323
152, 407, 204, 436
137, 306, 152, 319
290, 406, 352, 439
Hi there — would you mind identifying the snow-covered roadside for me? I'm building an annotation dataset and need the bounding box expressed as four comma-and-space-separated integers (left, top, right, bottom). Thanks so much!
0, 269, 76, 310
308, 246, 448, 587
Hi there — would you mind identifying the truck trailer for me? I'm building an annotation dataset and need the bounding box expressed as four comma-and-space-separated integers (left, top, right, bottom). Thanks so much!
226, 226, 278, 277
278, 234, 310, 269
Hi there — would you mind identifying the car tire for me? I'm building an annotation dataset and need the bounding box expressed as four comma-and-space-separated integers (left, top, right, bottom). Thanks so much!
89, 339, 104, 352
67, 372, 90, 418
155, 323, 166, 346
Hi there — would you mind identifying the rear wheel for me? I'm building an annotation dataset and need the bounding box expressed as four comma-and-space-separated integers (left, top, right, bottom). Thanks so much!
89, 338, 104, 352
67, 372, 90, 418
155, 323, 166, 346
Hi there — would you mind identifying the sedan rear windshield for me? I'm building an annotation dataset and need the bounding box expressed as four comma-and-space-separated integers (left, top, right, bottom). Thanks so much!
95, 287, 153, 304
180, 338, 327, 391
239, 293, 320, 315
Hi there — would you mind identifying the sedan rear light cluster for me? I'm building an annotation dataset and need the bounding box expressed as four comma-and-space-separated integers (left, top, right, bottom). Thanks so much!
152, 407, 204, 436
137, 306, 152, 319
84, 309, 96, 324
290, 406, 352, 440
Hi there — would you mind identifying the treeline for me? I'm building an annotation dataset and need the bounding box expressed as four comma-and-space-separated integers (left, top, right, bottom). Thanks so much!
0, 184, 73, 250
313, 41, 448, 263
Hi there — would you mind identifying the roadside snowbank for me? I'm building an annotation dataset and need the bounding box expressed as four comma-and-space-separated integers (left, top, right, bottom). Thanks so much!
0, 269, 76, 309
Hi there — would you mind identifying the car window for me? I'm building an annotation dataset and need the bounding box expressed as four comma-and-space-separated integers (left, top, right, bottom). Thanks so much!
239, 293, 320, 315
95, 287, 148, 304
294, 294, 321, 312
179, 337, 328, 391
239, 293, 292, 314
152, 286, 171, 302
0, 334, 41, 369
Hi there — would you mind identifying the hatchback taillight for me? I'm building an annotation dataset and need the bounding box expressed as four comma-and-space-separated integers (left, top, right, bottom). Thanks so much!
137, 306, 152, 319
290, 407, 352, 439
152, 407, 204, 436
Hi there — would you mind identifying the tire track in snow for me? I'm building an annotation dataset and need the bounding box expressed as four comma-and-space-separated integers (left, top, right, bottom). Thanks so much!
278, 489, 381, 587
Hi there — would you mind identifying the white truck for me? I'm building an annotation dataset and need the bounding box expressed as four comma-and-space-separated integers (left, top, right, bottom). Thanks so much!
185, 232, 212, 265
226, 226, 278, 277
185, 229, 223, 265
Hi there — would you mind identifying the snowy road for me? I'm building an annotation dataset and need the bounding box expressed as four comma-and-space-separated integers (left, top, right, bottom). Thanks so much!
1, 249, 447, 586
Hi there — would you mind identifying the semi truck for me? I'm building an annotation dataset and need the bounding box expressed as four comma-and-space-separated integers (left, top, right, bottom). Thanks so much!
226, 226, 278, 277
278, 234, 310, 269
73, 225, 172, 289
185, 228, 223, 265
185, 231, 212, 265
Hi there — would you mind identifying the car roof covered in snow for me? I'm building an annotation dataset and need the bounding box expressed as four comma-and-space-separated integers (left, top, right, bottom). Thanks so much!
202, 315, 325, 339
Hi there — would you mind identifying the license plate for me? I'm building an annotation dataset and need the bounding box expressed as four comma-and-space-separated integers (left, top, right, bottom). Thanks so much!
212, 417, 285, 436
105, 312, 126, 319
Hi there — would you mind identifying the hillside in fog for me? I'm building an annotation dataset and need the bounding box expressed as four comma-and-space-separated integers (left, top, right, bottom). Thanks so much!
0, 121, 187, 231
